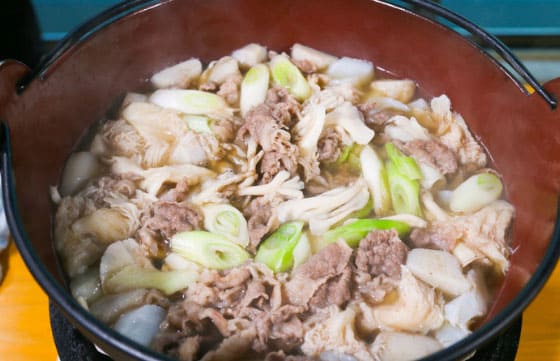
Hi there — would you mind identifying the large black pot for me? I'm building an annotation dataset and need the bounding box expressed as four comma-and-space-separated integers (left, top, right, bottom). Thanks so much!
0, 0, 559, 360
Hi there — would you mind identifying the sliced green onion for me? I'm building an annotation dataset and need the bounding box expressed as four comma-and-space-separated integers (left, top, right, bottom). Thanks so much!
270, 54, 311, 101
292, 233, 312, 269
385, 143, 422, 180
104, 265, 198, 295
171, 231, 250, 270
183, 115, 212, 133
240, 63, 270, 116
255, 221, 304, 273
350, 196, 373, 219
322, 219, 411, 248
337, 144, 353, 164
449, 173, 503, 213
360, 145, 391, 216
202, 204, 249, 247
387, 161, 422, 216
149, 89, 233, 119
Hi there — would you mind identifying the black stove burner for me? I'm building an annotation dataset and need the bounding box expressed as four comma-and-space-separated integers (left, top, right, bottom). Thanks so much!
50, 302, 521, 361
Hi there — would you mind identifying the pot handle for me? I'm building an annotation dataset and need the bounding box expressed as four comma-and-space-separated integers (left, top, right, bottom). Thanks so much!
0, 60, 31, 257
394, 0, 557, 110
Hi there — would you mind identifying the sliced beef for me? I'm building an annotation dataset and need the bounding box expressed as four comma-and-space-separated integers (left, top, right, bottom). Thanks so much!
86, 175, 137, 207
293, 59, 319, 74
188, 266, 252, 308
159, 178, 190, 202
260, 149, 299, 184
358, 103, 397, 130
409, 225, 457, 251
269, 305, 305, 351
211, 118, 236, 142
161, 262, 306, 358
199, 81, 218, 92
353, 230, 408, 304
177, 336, 201, 361
317, 128, 342, 162
217, 74, 241, 106
309, 267, 352, 309
153, 300, 222, 358
137, 200, 202, 255
355, 229, 408, 278
265, 86, 301, 128
145, 201, 202, 239
245, 196, 279, 252
353, 272, 399, 304
396, 139, 458, 175
237, 103, 286, 151
265, 350, 315, 361
307, 73, 329, 90
285, 241, 353, 309
200, 327, 257, 361
237, 104, 299, 183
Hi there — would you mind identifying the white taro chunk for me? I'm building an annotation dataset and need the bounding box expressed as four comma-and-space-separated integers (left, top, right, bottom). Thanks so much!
114, 305, 167, 346
291, 43, 338, 70
369, 79, 416, 103
370, 332, 442, 361
150, 58, 202, 89
434, 322, 470, 347
60, 152, 101, 196
406, 248, 471, 297
70, 267, 102, 307
327, 57, 374, 86
231, 43, 268, 68
121, 92, 148, 108
89, 288, 150, 324
444, 269, 489, 330
201, 56, 241, 85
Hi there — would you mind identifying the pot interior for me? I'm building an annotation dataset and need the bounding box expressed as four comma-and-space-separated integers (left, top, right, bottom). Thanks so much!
1, 0, 559, 359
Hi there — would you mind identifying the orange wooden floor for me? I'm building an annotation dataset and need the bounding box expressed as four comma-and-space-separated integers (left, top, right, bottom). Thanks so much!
0, 241, 559, 361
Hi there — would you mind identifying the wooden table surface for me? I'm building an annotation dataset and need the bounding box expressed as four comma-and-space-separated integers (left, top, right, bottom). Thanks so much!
0, 241, 559, 361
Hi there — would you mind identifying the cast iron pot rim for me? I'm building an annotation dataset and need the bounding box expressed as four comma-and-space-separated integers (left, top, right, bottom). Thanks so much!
3, 0, 560, 360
